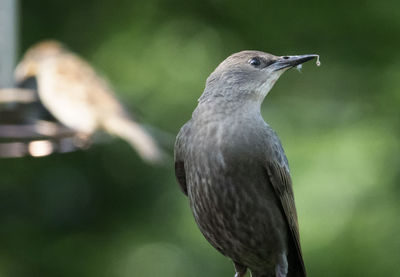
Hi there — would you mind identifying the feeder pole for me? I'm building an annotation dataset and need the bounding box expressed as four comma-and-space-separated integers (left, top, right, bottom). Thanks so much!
0, 0, 18, 88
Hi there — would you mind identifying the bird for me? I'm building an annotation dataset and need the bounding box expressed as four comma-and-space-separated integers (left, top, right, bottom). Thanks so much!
14, 40, 162, 163
174, 50, 319, 277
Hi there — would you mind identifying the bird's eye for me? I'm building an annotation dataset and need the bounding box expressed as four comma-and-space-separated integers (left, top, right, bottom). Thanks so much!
249, 57, 261, 67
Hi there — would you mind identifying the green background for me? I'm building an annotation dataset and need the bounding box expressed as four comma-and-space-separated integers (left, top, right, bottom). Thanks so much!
1, 0, 400, 276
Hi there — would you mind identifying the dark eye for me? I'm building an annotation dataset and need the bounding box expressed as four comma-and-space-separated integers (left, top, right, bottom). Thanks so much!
249, 57, 261, 67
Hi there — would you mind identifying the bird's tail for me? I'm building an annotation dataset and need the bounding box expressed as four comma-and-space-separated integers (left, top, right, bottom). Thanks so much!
101, 115, 163, 164
251, 273, 273, 277
251, 272, 304, 277
251, 269, 304, 277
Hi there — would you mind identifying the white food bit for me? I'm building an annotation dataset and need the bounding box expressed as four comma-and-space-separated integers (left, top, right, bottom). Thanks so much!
316, 55, 321, 66
296, 64, 303, 72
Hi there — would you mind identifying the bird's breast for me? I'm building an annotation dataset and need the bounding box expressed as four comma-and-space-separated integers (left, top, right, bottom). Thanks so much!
185, 120, 288, 266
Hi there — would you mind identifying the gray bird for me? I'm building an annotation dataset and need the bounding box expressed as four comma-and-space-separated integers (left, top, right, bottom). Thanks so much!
175, 51, 318, 277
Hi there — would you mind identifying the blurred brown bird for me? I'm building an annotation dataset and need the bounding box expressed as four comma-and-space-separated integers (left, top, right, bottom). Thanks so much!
15, 40, 162, 163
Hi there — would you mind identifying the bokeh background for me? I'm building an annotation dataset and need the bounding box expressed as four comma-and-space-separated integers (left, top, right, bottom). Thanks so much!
1, 0, 400, 276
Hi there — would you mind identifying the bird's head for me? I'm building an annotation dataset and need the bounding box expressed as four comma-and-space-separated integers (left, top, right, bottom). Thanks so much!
200, 50, 318, 103
14, 40, 66, 83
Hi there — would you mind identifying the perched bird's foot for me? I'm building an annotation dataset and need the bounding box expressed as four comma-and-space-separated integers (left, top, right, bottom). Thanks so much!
234, 261, 247, 277
73, 132, 92, 149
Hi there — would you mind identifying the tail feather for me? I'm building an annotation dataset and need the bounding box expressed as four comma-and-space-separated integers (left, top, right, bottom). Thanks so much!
251, 261, 305, 277
251, 270, 304, 277
251, 273, 274, 277
101, 115, 163, 163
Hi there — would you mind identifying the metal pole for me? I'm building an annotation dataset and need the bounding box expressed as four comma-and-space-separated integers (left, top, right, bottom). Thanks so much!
0, 0, 18, 88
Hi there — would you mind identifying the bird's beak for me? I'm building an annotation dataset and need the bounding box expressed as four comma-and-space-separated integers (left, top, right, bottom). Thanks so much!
14, 60, 37, 84
272, 54, 319, 71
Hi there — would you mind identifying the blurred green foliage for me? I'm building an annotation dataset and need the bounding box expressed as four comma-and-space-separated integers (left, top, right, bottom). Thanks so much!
0, 0, 399, 276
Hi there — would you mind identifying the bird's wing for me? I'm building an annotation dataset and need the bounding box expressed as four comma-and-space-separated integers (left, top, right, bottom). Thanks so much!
175, 160, 187, 195
34, 53, 124, 133
174, 123, 191, 196
53, 54, 126, 116
37, 53, 163, 162
265, 161, 306, 277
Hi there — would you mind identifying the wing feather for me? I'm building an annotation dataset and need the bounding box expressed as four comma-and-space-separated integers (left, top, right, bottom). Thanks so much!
265, 161, 306, 277
174, 123, 191, 196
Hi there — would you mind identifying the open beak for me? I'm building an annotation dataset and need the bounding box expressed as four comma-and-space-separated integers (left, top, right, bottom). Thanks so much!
272, 54, 319, 71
